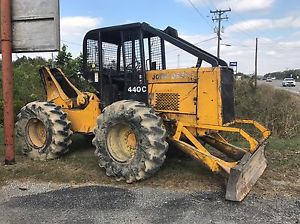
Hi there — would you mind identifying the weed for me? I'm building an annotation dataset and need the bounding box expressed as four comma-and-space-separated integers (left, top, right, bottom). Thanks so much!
235, 80, 300, 138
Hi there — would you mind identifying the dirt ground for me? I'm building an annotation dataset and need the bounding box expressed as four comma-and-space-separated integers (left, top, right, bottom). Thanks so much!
0, 134, 299, 199
0, 133, 299, 223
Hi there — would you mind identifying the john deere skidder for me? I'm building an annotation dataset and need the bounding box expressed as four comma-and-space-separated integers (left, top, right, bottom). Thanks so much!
16, 23, 270, 201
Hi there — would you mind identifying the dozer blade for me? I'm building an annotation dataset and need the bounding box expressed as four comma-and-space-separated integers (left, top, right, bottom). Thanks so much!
225, 143, 267, 201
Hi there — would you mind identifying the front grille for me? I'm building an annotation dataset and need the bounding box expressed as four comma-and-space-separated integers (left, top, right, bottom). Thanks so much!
155, 93, 179, 111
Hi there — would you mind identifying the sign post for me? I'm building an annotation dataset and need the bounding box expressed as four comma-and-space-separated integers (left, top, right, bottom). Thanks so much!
1, 0, 15, 164
229, 61, 238, 74
1, 0, 60, 164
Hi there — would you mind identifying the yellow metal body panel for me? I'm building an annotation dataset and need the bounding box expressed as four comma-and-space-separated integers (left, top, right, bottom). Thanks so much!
147, 67, 223, 127
54, 93, 100, 133
41, 67, 101, 133
147, 68, 198, 84
149, 83, 197, 114
197, 68, 222, 126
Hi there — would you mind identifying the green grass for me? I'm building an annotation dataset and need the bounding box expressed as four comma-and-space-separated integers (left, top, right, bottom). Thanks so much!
0, 128, 299, 197
264, 136, 300, 182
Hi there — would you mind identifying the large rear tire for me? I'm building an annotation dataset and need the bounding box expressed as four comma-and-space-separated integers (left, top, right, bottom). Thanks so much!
93, 100, 168, 183
16, 101, 72, 160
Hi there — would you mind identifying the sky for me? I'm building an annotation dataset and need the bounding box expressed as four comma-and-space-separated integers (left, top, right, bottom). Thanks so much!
31, 0, 300, 75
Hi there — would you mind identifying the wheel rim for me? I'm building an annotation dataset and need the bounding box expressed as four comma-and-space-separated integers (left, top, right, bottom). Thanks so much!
26, 118, 47, 149
106, 123, 138, 163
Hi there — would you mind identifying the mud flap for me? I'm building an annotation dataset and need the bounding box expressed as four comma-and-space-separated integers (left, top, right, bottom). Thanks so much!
225, 143, 267, 201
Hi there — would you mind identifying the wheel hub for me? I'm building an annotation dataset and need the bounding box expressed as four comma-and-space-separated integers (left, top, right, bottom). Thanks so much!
107, 123, 138, 163
26, 118, 47, 149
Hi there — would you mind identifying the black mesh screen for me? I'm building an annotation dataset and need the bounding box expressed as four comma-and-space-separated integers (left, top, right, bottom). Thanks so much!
102, 42, 118, 70
86, 39, 99, 70
150, 37, 162, 70
135, 40, 141, 71
124, 40, 133, 69
123, 31, 141, 71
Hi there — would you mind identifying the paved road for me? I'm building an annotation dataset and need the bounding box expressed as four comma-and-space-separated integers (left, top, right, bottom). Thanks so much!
0, 185, 299, 224
258, 80, 300, 95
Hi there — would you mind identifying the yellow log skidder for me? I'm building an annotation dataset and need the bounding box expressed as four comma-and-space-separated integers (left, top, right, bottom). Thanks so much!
16, 23, 270, 201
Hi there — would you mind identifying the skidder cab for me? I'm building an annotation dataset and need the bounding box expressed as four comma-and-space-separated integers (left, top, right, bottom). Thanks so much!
16, 22, 270, 201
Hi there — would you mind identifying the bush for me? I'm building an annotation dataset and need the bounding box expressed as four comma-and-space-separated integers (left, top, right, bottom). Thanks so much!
0, 56, 47, 125
234, 80, 300, 138
0, 99, 3, 125
0, 48, 90, 126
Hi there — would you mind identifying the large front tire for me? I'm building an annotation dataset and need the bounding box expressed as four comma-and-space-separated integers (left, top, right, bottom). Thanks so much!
16, 101, 72, 160
93, 100, 168, 183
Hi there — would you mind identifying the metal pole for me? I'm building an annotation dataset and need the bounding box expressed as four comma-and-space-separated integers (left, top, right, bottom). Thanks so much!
217, 14, 221, 58
255, 37, 258, 88
1, 0, 15, 164
51, 53, 54, 68
177, 54, 180, 68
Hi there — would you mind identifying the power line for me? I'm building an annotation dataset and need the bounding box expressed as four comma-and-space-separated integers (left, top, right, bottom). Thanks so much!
61, 40, 83, 47
223, 0, 261, 38
221, 0, 273, 39
225, 0, 230, 7
186, 0, 214, 29
226, 20, 254, 38
195, 36, 218, 44
208, 0, 218, 10
165, 36, 217, 54
225, 4, 285, 40
229, 13, 300, 41
222, 41, 255, 49
259, 43, 300, 50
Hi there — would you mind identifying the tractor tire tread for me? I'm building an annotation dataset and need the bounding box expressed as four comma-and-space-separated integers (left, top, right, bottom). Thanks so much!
93, 100, 168, 183
15, 101, 73, 160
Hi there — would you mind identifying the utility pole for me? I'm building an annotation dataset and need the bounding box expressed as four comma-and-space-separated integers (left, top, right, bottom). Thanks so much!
210, 9, 231, 58
1, 0, 15, 164
254, 37, 258, 88
51, 53, 55, 68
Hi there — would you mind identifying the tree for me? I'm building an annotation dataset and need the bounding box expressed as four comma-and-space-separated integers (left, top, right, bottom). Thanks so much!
0, 56, 48, 125
56, 44, 72, 68
55, 45, 94, 92
264, 69, 300, 81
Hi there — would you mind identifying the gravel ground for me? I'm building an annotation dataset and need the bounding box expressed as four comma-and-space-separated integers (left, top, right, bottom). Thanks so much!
0, 181, 299, 224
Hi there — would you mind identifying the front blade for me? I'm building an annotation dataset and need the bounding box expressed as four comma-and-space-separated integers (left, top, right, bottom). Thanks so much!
225, 143, 267, 201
